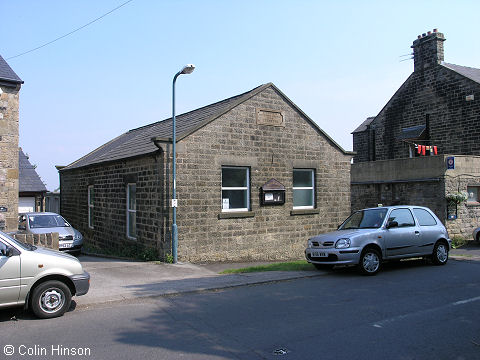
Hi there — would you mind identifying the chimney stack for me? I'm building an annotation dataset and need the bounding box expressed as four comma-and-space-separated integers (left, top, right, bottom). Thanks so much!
411, 29, 445, 72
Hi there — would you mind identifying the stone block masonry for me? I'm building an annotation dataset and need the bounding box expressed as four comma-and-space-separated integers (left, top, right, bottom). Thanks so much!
0, 86, 20, 231
175, 87, 352, 262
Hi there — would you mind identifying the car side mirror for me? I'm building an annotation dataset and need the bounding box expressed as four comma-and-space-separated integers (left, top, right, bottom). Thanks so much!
386, 220, 399, 229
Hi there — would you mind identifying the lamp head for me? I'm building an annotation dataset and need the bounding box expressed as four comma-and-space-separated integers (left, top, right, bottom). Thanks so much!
180, 64, 195, 74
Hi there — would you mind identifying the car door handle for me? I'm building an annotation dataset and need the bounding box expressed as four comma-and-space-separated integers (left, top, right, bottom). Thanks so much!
415, 231, 420, 236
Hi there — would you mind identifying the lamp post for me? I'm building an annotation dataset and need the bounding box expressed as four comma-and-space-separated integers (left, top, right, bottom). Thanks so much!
171, 64, 195, 264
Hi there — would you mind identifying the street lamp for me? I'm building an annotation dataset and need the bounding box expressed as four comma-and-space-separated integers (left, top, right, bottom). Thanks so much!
172, 64, 195, 264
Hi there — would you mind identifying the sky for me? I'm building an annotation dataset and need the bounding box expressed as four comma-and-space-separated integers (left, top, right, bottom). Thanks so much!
2, 0, 480, 191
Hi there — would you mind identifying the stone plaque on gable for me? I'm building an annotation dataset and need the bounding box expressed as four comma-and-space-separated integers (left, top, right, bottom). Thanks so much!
256, 109, 285, 127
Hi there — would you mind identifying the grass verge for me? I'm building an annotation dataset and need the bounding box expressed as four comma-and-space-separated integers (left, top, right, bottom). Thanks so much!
220, 260, 316, 274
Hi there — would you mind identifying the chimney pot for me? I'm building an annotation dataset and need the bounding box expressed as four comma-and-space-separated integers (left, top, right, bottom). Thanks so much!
411, 30, 445, 72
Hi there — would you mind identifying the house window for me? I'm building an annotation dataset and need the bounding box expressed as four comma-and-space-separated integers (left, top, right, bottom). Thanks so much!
221, 166, 250, 212
467, 186, 479, 204
88, 185, 94, 229
127, 184, 136, 239
293, 169, 315, 209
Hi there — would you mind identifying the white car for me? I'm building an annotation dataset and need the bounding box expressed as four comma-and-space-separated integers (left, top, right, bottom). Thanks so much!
0, 230, 89, 318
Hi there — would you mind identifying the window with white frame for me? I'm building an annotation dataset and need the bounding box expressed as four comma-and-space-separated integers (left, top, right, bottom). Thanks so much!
221, 166, 250, 212
88, 185, 94, 229
467, 186, 480, 204
293, 169, 315, 209
127, 183, 136, 239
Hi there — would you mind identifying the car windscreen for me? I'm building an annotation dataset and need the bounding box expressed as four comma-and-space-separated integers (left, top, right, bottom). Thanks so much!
339, 208, 388, 229
28, 215, 70, 229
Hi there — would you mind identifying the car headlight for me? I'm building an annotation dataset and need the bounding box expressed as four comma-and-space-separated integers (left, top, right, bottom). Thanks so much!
74, 231, 83, 241
335, 238, 351, 249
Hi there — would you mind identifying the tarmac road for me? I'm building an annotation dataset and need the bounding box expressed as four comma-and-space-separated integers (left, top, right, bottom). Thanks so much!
1, 257, 479, 360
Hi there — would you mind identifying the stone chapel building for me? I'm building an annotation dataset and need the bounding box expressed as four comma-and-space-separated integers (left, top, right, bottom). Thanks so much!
60, 83, 353, 261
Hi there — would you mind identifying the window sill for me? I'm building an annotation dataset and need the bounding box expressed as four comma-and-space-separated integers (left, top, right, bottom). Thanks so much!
218, 211, 255, 219
290, 209, 320, 216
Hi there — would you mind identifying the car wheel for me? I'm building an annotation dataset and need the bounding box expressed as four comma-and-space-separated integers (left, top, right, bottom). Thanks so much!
30, 280, 72, 319
358, 248, 381, 275
476, 233, 480, 243
313, 263, 334, 271
432, 242, 449, 265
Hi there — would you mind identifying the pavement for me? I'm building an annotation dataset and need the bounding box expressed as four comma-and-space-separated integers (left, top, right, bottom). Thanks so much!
75, 256, 322, 309
75, 240, 480, 309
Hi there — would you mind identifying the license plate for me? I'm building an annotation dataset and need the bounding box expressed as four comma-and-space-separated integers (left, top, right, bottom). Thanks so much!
311, 251, 328, 257
60, 242, 74, 249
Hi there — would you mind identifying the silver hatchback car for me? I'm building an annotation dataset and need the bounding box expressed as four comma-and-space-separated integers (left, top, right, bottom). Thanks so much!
305, 206, 451, 275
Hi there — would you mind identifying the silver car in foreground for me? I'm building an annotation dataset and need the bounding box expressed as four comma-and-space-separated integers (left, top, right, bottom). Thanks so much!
0, 230, 89, 318
305, 206, 451, 275
18, 212, 83, 255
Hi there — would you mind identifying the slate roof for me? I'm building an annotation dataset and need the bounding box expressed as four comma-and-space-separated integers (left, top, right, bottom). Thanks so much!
441, 62, 480, 84
19, 148, 47, 193
0, 55, 23, 84
63, 83, 352, 171
352, 117, 375, 133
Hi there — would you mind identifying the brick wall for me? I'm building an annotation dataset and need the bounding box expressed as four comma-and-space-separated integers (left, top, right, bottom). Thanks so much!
60, 153, 170, 256
174, 87, 352, 262
0, 85, 20, 231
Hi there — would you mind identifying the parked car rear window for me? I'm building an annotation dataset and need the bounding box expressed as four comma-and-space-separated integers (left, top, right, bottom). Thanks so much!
413, 208, 437, 226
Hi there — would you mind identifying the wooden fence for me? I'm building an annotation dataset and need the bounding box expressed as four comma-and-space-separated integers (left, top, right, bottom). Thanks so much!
12, 233, 59, 250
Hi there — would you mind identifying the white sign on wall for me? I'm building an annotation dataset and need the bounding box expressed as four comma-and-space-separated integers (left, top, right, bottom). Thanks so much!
222, 198, 229, 210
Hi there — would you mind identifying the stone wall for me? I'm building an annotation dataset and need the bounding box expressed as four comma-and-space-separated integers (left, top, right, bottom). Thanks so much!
13, 232, 59, 250
351, 156, 447, 221
174, 86, 352, 262
351, 155, 480, 240
0, 85, 20, 231
443, 155, 480, 240
60, 153, 169, 257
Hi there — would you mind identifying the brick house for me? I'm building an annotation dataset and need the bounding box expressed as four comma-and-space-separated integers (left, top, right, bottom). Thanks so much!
351, 30, 480, 239
60, 83, 353, 262
0, 55, 23, 231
